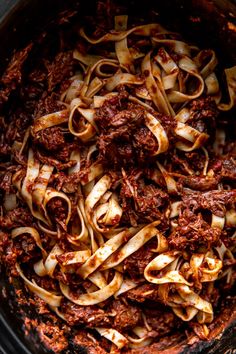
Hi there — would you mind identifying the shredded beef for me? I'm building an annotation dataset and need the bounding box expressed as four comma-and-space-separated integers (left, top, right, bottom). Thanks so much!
179, 175, 220, 191
111, 299, 141, 330
0, 208, 33, 229
61, 301, 111, 327
46, 198, 68, 228
96, 92, 174, 165
35, 150, 76, 170
0, 171, 12, 193
126, 283, 160, 303
0, 43, 33, 106
182, 189, 236, 217
188, 96, 219, 133
221, 157, 236, 181
73, 331, 107, 354
168, 210, 222, 251
37, 322, 68, 353
124, 246, 154, 280
34, 127, 65, 151
46, 51, 75, 91
120, 172, 169, 226
34, 93, 64, 118
144, 308, 182, 336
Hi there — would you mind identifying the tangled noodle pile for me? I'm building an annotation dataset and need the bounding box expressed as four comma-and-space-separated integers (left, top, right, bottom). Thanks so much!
0, 12, 236, 353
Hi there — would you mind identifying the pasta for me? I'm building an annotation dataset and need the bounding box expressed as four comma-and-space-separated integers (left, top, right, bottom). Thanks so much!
0, 8, 235, 354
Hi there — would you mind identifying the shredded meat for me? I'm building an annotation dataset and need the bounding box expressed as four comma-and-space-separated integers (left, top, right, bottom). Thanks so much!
37, 322, 68, 353
34, 93, 64, 118
45, 51, 75, 91
61, 301, 111, 327
0, 171, 12, 193
168, 210, 222, 251
120, 172, 169, 226
221, 157, 236, 181
124, 246, 154, 281
144, 307, 182, 335
34, 127, 65, 151
111, 299, 141, 330
0, 43, 33, 106
126, 283, 160, 303
96, 91, 173, 165
46, 198, 68, 229
179, 175, 220, 191
73, 331, 107, 354
188, 96, 219, 133
182, 190, 236, 217
0, 208, 33, 229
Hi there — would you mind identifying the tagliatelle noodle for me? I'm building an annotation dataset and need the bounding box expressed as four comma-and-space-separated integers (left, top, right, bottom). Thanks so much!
16, 264, 62, 307
60, 271, 122, 305
32, 110, 69, 134
12, 227, 47, 258
101, 221, 160, 270
77, 227, 139, 279
95, 328, 128, 350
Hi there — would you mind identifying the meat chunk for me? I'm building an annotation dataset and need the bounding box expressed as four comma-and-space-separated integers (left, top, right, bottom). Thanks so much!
126, 284, 160, 303
188, 96, 219, 133
73, 331, 107, 354
111, 299, 141, 330
182, 189, 236, 217
0, 171, 12, 193
221, 158, 236, 181
34, 93, 64, 118
46, 198, 68, 229
179, 175, 220, 191
46, 51, 75, 91
0, 43, 33, 106
34, 127, 65, 151
124, 246, 154, 280
61, 301, 111, 327
0, 208, 33, 229
168, 210, 222, 251
144, 308, 181, 335
120, 171, 169, 226
37, 322, 68, 353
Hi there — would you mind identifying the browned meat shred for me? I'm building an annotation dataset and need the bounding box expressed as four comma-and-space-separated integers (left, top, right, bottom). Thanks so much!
73, 331, 107, 354
0, 43, 33, 106
95, 92, 174, 165
168, 211, 222, 251
188, 96, 219, 132
45, 51, 75, 91
124, 246, 154, 280
61, 301, 111, 327
111, 299, 141, 330
34, 127, 65, 151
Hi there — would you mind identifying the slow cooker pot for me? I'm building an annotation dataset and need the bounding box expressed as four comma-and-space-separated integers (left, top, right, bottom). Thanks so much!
0, 0, 235, 353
